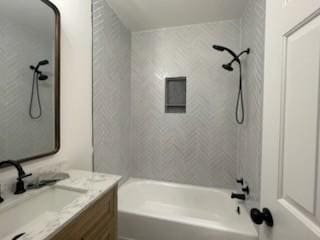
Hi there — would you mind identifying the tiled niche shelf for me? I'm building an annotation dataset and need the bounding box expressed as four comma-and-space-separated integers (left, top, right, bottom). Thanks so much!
165, 77, 187, 113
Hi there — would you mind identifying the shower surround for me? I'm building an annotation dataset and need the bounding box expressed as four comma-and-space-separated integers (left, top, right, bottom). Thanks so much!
130, 21, 240, 188
93, 0, 265, 198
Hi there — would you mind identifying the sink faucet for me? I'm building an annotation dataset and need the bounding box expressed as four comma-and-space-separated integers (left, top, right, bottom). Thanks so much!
0, 160, 32, 195
231, 192, 246, 200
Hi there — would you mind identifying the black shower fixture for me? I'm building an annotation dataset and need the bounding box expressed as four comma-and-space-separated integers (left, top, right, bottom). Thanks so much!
29, 60, 50, 119
29, 65, 49, 81
38, 74, 48, 81
30, 60, 49, 74
213, 45, 250, 70
213, 45, 250, 125
213, 45, 240, 62
222, 63, 234, 72
38, 60, 49, 66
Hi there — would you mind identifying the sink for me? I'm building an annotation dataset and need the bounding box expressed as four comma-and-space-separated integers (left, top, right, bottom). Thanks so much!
0, 186, 86, 239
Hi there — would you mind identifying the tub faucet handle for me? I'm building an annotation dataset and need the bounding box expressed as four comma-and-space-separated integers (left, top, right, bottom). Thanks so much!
242, 186, 250, 195
236, 178, 244, 185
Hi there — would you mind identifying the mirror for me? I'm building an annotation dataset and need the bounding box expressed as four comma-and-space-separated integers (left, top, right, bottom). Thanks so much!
0, 0, 60, 163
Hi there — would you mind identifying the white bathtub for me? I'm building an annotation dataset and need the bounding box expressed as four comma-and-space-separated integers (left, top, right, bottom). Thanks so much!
118, 179, 258, 240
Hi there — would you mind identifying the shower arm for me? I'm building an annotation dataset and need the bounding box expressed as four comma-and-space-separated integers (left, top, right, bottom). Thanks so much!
228, 49, 250, 66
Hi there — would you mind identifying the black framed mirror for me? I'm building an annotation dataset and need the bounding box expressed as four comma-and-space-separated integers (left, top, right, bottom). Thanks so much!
0, 0, 60, 163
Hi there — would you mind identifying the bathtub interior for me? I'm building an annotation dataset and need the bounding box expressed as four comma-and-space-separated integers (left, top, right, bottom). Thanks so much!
119, 179, 258, 238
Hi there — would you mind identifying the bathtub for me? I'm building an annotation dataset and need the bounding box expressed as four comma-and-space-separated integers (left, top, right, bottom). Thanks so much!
118, 179, 258, 240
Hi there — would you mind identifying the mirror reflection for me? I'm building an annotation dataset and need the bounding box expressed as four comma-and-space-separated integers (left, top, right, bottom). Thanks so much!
0, 0, 59, 162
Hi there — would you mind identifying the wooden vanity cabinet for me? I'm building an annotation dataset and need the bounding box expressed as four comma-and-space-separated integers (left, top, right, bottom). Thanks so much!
50, 186, 117, 240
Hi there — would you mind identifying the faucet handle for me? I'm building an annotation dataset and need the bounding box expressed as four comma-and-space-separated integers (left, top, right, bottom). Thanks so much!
236, 178, 244, 185
242, 186, 250, 195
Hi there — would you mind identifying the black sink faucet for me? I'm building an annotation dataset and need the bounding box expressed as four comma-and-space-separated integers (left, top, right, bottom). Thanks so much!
231, 192, 246, 201
0, 160, 32, 195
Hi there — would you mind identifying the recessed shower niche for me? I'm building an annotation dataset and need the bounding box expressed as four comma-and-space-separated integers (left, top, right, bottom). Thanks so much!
165, 77, 187, 113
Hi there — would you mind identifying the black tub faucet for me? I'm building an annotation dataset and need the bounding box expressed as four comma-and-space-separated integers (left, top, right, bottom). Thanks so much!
0, 160, 32, 195
231, 192, 246, 201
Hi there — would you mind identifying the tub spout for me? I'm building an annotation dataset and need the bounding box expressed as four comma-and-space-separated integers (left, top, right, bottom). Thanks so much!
231, 193, 246, 200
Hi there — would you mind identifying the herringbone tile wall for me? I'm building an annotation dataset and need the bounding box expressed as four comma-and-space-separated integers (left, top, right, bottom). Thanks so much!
92, 0, 132, 180
0, 15, 55, 161
130, 21, 241, 189
237, 0, 266, 206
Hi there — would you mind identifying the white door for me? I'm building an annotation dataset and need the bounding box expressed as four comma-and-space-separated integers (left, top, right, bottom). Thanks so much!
261, 0, 320, 239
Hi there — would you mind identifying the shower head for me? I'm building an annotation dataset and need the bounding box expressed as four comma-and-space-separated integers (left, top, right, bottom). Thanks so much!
38, 74, 48, 81
213, 45, 250, 125
222, 63, 234, 72
38, 60, 49, 66
212, 45, 238, 60
33, 60, 49, 72
213, 45, 251, 72
213, 45, 226, 52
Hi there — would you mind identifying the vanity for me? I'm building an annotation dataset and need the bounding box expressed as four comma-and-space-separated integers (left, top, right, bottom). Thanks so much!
50, 177, 118, 240
0, 170, 121, 240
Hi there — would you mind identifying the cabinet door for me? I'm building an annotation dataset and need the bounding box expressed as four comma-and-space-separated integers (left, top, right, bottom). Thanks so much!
82, 221, 115, 240
50, 187, 117, 240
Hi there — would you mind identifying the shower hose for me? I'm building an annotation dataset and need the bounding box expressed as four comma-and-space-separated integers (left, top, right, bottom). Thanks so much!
236, 65, 244, 125
29, 71, 42, 119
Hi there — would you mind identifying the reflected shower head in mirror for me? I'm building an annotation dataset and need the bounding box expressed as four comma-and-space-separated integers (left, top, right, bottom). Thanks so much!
30, 60, 49, 73
29, 59, 50, 119
38, 60, 49, 66
35, 60, 49, 71
38, 74, 48, 81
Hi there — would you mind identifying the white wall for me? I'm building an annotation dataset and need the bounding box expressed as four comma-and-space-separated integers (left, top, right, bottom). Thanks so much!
0, 0, 93, 178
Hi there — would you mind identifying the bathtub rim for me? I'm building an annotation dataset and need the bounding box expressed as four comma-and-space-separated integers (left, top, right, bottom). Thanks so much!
119, 177, 236, 194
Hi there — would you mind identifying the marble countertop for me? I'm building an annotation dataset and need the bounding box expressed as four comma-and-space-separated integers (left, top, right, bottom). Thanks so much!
0, 170, 121, 240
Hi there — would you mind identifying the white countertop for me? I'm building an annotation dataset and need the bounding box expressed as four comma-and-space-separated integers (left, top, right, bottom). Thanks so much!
0, 170, 121, 240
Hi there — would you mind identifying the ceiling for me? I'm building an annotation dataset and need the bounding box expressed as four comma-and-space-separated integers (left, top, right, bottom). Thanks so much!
107, 0, 249, 32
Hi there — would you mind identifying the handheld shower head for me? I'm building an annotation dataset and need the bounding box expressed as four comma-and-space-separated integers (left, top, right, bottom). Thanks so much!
213, 45, 226, 52
38, 60, 49, 66
213, 45, 238, 60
